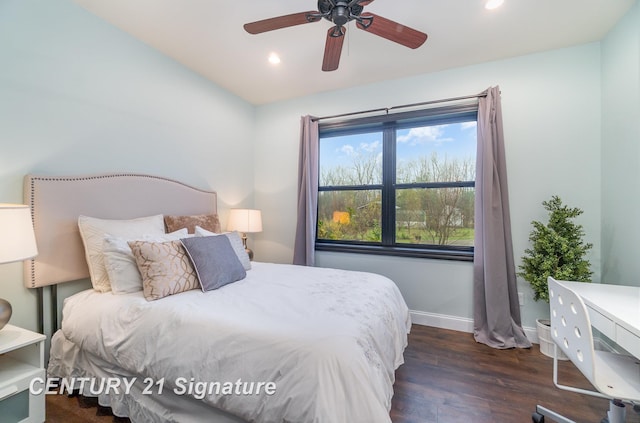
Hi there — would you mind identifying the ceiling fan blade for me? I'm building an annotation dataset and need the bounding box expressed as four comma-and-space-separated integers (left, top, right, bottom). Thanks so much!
244, 11, 319, 34
322, 27, 346, 72
348, 0, 374, 5
357, 13, 427, 49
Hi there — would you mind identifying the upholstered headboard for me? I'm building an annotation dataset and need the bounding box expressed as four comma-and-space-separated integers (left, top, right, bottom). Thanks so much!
23, 174, 218, 288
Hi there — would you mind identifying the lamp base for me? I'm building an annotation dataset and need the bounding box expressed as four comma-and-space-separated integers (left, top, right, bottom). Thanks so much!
240, 232, 254, 261
0, 297, 12, 331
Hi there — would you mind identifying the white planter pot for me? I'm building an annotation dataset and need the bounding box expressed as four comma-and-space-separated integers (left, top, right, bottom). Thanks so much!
536, 318, 569, 360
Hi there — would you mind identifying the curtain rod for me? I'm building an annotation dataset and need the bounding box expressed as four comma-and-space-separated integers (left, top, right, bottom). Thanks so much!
311, 92, 487, 122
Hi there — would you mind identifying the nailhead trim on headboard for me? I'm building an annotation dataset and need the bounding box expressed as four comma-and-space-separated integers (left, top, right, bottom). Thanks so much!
23, 173, 218, 289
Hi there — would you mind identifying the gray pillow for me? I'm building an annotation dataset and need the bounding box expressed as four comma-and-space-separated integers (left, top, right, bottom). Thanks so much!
181, 236, 246, 291
194, 226, 251, 271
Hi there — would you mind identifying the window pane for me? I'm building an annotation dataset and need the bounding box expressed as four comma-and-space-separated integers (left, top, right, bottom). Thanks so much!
396, 187, 475, 246
319, 132, 383, 186
396, 122, 476, 184
317, 190, 382, 242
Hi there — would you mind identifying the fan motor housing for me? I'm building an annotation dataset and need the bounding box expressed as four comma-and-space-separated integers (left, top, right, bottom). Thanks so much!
318, 0, 364, 26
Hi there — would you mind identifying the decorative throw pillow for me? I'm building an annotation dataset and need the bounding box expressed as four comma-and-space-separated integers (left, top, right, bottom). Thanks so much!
164, 214, 221, 234
103, 229, 189, 294
78, 214, 165, 292
181, 236, 246, 292
128, 240, 200, 301
194, 226, 251, 270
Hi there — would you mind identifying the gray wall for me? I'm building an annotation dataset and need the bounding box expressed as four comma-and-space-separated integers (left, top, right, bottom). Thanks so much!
601, 1, 640, 286
0, 0, 255, 331
253, 43, 603, 331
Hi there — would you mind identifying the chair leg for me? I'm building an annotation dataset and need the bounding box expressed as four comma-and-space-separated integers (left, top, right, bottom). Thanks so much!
534, 405, 576, 423
603, 399, 626, 423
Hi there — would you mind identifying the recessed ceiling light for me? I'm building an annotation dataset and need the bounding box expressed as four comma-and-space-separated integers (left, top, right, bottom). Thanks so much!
268, 52, 281, 65
485, 0, 504, 10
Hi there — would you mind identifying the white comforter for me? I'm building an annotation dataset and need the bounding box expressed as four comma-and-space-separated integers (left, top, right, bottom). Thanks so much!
58, 262, 410, 423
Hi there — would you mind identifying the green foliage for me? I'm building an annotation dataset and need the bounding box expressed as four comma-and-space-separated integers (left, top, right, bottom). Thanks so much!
318, 152, 475, 246
518, 196, 593, 303
366, 221, 382, 242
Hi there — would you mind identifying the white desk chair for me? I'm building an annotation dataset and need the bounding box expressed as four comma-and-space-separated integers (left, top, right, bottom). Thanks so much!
533, 277, 640, 423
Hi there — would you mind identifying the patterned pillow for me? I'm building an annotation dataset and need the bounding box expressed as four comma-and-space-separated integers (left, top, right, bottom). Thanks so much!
128, 240, 200, 301
164, 214, 221, 234
103, 229, 189, 295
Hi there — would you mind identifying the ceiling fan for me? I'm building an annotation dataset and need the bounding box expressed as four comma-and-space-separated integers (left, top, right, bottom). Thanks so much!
243, 0, 428, 72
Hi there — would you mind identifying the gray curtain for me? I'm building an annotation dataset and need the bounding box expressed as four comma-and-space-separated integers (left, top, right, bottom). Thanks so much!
473, 86, 531, 349
293, 115, 319, 266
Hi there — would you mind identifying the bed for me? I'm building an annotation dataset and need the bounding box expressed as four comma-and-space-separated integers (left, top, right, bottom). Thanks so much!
24, 173, 411, 423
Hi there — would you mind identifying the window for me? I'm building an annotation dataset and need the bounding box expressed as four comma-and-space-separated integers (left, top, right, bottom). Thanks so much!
316, 104, 477, 260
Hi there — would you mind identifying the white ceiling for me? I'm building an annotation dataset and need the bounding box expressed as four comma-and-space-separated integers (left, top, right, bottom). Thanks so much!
74, 0, 636, 105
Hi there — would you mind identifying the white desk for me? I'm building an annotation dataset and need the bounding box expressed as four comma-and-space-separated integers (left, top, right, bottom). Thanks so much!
563, 281, 640, 360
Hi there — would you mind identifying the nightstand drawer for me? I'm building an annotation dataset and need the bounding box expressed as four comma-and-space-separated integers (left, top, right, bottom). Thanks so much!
0, 325, 46, 423
0, 389, 29, 422
0, 367, 45, 423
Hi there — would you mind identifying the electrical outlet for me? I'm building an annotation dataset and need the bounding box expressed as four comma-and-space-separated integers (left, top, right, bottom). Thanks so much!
518, 292, 524, 306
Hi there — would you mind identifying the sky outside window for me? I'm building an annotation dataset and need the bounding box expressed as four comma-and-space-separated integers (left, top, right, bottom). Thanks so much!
320, 121, 477, 184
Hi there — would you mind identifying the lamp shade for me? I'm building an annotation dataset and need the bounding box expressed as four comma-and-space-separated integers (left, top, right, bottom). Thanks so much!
227, 209, 262, 233
0, 203, 38, 264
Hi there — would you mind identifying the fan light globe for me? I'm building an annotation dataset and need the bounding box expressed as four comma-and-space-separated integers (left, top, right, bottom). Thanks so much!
485, 0, 504, 10
268, 53, 281, 65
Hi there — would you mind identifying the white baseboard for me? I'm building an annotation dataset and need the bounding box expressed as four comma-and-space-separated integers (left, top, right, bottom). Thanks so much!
409, 310, 620, 352
409, 310, 474, 333
409, 310, 540, 344
523, 325, 539, 344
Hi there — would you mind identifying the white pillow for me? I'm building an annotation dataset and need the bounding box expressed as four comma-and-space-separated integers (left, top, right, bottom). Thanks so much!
194, 226, 251, 270
103, 229, 189, 294
78, 214, 165, 292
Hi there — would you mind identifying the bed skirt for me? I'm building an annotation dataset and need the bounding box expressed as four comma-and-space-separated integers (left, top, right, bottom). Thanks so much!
47, 330, 246, 423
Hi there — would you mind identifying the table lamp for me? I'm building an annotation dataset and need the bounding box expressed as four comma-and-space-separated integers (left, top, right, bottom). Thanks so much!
227, 209, 262, 260
0, 204, 38, 331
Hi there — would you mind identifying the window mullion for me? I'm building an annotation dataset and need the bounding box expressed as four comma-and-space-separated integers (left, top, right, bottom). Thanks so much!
381, 126, 396, 246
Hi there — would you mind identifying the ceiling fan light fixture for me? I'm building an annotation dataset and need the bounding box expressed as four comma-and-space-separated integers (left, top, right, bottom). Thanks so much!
485, 0, 504, 10
268, 52, 281, 65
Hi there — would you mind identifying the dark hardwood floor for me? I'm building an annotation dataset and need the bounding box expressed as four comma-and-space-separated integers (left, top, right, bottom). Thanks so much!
46, 324, 640, 422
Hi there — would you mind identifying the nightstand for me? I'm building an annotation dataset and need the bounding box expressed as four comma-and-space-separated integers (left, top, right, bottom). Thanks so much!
0, 324, 46, 423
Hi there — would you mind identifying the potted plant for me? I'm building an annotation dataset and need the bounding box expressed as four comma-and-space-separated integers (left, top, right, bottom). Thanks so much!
518, 195, 593, 358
